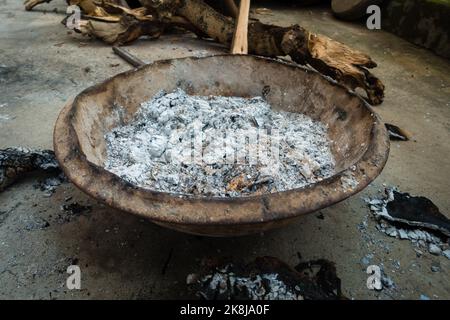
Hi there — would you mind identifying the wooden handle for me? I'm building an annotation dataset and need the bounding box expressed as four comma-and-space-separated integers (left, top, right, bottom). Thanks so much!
230, 0, 250, 54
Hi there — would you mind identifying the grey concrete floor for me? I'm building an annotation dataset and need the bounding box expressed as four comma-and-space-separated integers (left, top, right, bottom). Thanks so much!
0, 1, 449, 299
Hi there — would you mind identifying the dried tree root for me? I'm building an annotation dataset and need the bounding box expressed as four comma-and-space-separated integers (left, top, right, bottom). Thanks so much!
25, 0, 385, 104
74, 15, 162, 44
171, 0, 384, 104
69, 2, 207, 44
24, 0, 53, 11
0, 147, 61, 192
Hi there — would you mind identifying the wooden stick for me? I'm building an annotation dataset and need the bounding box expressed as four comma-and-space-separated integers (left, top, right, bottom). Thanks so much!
112, 46, 146, 68
230, 0, 250, 54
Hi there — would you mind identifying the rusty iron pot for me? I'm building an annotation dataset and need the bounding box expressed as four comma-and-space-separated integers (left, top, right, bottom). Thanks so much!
54, 54, 389, 236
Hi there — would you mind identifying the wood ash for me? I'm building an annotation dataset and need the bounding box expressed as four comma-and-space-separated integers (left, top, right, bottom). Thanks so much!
187, 256, 345, 300
192, 265, 301, 300
366, 187, 450, 260
104, 89, 335, 197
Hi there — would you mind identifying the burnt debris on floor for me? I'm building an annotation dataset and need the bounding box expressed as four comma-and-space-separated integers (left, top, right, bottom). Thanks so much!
366, 188, 450, 259
187, 256, 345, 300
59, 202, 92, 223
0, 147, 64, 192
34, 172, 67, 197
385, 123, 411, 141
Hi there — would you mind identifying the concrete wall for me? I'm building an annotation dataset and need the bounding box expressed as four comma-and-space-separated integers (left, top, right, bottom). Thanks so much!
382, 0, 450, 58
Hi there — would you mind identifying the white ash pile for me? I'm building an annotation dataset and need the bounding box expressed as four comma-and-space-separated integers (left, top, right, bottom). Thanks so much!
187, 257, 344, 300
104, 89, 335, 197
366, 188, 450, 260
188, 265, 302, 300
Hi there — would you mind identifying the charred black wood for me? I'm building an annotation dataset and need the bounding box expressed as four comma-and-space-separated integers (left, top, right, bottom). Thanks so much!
0, 147, 62, 192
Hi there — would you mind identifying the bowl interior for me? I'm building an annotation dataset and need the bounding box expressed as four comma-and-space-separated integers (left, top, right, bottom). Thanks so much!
71, 55, 373, 180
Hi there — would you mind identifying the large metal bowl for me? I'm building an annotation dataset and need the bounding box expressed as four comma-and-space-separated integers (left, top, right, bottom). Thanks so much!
54, 54, 389, 236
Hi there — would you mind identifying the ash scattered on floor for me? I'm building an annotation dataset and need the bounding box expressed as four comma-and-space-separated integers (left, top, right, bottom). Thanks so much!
104, 89, 335, 197
58, 202, 92, 223
355, 186, 450, 298
34, 172, 67, 197
365, 188, 450, 260
23, 216, 50, 231
195, 267, 300, 300
187, 256, 345, 300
